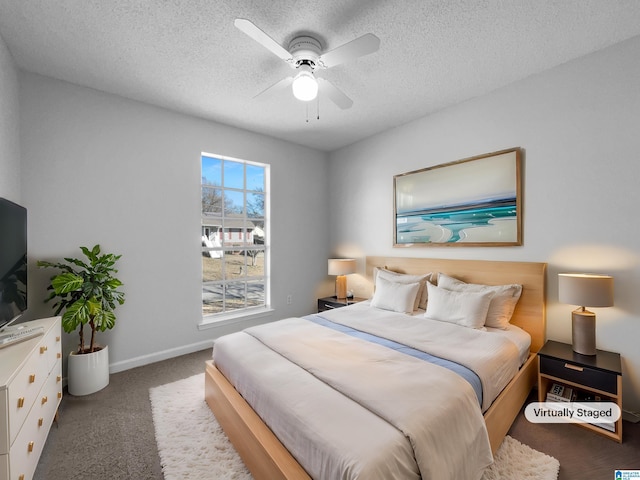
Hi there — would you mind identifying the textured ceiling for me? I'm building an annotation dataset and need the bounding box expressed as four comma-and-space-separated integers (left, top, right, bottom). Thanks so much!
1, 1, 640, 152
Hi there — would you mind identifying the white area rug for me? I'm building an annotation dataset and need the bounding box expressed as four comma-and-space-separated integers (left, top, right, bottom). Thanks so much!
150, 373, 559, 480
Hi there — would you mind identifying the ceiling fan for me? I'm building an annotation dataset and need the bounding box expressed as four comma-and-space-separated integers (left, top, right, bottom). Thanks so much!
234, 19, 380, 109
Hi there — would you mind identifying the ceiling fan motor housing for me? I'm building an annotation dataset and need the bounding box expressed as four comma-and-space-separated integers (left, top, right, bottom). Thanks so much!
289, 36, 322, 68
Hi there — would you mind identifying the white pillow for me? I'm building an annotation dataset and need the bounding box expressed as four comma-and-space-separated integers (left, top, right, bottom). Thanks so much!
425, 281, 494, 329
437, 273, 522, 329
374, 267, 431, 310
371, 276, 421, 314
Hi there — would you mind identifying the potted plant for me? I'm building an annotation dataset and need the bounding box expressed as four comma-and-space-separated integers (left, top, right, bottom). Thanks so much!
38, 245, 125, 395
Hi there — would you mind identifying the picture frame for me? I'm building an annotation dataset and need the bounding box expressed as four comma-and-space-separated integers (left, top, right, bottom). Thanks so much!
394, 147, 522, 247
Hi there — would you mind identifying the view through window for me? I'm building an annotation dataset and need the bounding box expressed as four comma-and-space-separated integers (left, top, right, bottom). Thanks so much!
201, 153, 268, 317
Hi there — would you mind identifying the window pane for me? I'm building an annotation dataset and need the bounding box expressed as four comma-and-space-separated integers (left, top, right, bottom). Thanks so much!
202, 222, 222, 245
222, 253, 246, 279
202, 254, 223, 281
223, 160, 244, 189
245, 249, 264, 274
247, 192, 264, 218
223, 190, 244, 216
247, 164, 265, 191
202, 187, 223, 214
224, 281, 247, 311
246, 280, 265, 307
202, 277, 223, 314
202, 156, 221, 186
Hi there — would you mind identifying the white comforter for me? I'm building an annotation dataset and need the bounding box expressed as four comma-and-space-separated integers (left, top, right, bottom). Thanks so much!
213, 303, 525, 480
320, 301, 522, 412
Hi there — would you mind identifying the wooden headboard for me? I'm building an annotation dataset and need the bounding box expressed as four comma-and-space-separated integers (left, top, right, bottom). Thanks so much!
366, 257, 547, 352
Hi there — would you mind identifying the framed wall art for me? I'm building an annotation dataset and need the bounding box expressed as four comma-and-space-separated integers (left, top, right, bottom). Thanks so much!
394, 147, 522, 247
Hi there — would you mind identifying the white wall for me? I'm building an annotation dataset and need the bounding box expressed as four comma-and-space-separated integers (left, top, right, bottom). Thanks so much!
328, 36, 640, 411
0, 32, 21, 202
19, 73, 329, 372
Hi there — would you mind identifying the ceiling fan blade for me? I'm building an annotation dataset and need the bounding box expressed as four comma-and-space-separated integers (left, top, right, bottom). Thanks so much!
319, 33, 380, 68
234, 19, 293, 62
317, 78, 353, 109
254, 76, 293, 99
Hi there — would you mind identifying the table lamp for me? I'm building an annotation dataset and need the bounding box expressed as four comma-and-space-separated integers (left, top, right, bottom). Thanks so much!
558, 273, 614, 356
328, 259, 356, 300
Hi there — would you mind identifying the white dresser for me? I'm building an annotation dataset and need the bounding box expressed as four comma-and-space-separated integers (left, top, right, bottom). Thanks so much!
0, 317, 62, 480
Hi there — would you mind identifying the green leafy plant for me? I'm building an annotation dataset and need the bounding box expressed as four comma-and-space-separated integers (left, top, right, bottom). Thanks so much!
38, 245, 125, 354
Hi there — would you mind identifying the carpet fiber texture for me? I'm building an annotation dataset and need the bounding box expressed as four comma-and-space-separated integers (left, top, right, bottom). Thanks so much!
150, 373, 559, 480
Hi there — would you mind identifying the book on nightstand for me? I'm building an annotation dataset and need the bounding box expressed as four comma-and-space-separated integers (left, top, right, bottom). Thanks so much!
546, 383, 575, 402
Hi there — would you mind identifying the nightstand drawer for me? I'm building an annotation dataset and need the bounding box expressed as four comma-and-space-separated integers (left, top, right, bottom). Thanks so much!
318, 299, 340, 312
539, 356, 617, 394
317, 297, 366, 313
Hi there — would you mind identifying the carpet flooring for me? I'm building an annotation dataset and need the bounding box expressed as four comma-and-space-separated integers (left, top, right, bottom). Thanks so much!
33, 348, 639, 480
150, 373, 559, 480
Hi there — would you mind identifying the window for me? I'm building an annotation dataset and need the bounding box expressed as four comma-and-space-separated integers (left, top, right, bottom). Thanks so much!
201, 153, 268, 320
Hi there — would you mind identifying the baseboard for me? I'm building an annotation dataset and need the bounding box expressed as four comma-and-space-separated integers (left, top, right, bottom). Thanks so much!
108, 339, 214, 374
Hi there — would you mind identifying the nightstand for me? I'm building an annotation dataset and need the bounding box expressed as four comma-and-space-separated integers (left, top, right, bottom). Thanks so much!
537, 340, 622, 442
317, 296, 366, 313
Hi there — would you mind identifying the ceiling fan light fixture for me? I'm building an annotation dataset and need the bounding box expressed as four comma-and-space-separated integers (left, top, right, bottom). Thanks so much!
292, 65, 318, 102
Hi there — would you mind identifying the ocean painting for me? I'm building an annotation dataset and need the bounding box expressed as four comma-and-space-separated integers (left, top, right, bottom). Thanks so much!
394, 148, 521, 246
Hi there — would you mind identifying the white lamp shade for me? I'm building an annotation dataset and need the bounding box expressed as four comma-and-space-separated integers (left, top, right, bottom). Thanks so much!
558, 273, 614, 308
328, 259, 356, 276
292, 65, 318, 101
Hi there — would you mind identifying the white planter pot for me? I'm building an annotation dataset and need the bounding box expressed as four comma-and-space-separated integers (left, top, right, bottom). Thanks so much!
67, 345, 110, 396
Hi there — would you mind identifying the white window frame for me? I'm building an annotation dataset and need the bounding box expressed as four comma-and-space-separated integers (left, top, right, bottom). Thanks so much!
199, 152, 271, 328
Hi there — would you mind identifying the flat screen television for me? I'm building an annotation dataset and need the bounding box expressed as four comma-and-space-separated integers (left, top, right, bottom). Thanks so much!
0, 197, 28, 332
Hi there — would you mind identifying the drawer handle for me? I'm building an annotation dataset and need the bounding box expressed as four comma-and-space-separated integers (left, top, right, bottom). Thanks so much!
323, 304, 336, 309
40, 346, 48, 354
29, 374, 36, 383
18, 397, 25, 408
564, 363, 584, 372
41, 396, 48, 405
28, 441, 34, 452
38, 417, 44, 427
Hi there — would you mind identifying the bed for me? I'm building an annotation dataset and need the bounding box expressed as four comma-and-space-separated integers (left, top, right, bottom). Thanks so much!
204, 257, 547, 479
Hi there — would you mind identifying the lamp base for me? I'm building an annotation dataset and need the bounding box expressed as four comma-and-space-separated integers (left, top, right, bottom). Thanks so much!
335, 275, 347, 300
572, 309, 596, 356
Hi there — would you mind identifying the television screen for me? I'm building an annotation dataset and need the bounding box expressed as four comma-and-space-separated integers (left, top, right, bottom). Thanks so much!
0, 198, 27, 331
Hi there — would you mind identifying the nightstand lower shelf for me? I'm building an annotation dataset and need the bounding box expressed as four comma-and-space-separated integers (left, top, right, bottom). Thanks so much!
538, 372, 622, 442
537, 340, 622, 442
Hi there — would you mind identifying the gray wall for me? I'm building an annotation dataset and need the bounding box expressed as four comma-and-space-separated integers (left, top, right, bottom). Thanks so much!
18, 72, 330, 372
5, 27, 640, 411
0, 32, 20, 202
328, 36, 640, 411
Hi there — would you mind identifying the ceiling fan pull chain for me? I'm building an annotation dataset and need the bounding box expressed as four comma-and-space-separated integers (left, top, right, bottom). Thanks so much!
306, 102, 309, 123
317, 94, 320, 120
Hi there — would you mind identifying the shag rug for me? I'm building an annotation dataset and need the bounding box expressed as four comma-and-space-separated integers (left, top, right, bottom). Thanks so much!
150, 374, 559, 480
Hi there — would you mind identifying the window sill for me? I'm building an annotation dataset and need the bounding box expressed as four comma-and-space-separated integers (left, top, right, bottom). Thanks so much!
198, 306, 274, 330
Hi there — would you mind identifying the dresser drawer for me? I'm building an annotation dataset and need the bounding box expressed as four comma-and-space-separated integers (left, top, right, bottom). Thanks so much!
10, 399, 49, 480
0, 453, 8, 479
7, 351, 46, 447
36, 358, 62, 435
540, 356, 617, 394
0, 318, 61, 480
40, 327, 62, 373
8, 358, 61, 480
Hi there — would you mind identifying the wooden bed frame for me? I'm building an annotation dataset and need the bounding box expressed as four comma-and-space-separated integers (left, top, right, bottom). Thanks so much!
205, 257, 547, 480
